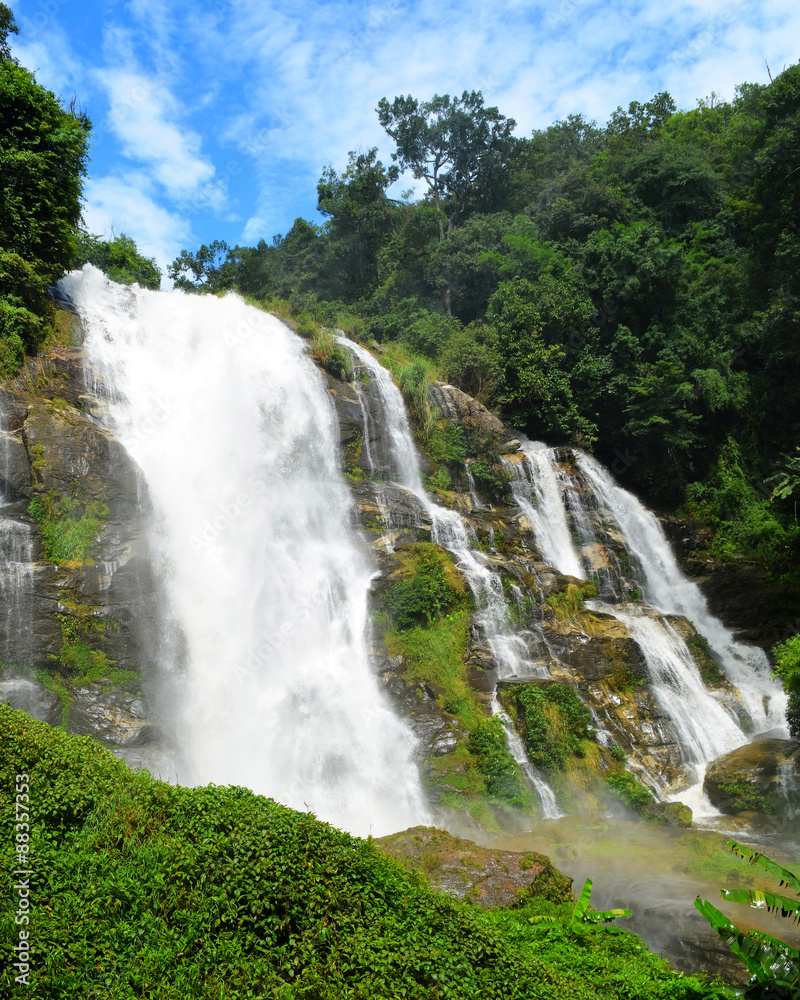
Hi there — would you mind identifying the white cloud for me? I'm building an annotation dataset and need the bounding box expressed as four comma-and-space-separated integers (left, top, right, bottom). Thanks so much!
94, 68, 223, 208
82, 174, 192, 280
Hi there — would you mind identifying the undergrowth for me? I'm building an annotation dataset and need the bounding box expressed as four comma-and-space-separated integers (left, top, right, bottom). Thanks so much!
0, 705, 725, 999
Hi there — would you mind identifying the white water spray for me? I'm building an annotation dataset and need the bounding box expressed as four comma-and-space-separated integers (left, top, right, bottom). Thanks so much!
65, 268, 428, 837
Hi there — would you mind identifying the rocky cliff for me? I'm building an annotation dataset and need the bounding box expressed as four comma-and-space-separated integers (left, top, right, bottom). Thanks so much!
0, 341, 163, 763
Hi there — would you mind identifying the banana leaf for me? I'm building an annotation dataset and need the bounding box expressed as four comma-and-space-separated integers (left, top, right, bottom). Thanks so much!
721, 888, 800, 922
728, 842, 800, 894
695, 898, 800, 986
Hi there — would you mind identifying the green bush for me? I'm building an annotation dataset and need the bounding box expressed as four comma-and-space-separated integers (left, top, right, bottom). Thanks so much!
466, 718, 526, 807
773, 634, 800, 738
605, 772, 655, 812
385, 543, 464, 629
27, 490, 107, 564
509, 683, 595, 771
0, 704, 724, 998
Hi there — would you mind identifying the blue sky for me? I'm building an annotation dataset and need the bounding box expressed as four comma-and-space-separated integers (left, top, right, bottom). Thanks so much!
9, 0, 800, 278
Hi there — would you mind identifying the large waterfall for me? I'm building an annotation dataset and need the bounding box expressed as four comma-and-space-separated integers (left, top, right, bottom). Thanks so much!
63, 268, 428, 837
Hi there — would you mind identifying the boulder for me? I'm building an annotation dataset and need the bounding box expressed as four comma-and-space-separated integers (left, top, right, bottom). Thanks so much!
704, 737, 800, 817
377, 826, 572, 907
428, 383, 505, 438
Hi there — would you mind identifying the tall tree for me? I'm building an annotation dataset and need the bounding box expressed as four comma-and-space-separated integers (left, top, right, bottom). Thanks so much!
0, 2, 17, 62
376, 90, 516, 239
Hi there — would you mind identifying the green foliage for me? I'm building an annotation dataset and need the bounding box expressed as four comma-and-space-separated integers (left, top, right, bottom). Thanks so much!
605, 772, 655, 812
469, 456, 512, 502
308, 326, 353, 380
466, 717, 527, 807
0, 2, 18, 61
714, 779, 768, 814
773, 635, 800, 738
685, 441, 800, 571
508, 682, 594, 771
73, 231, 161, 289
695, 841, 800, 997
426, 421, 466, 465
0, 705, 723, 999
546, 581, 597, 619
27, 490, 107, 564
384, 542, 465, 629
529, 878, 632, 936
0, 60, 89, 280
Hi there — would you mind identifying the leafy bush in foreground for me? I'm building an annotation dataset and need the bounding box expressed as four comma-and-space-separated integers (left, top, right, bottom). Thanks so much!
0, 705, 726, 998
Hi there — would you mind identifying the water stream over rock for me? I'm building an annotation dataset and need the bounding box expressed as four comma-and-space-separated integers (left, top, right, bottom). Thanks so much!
63, 269, 428, 837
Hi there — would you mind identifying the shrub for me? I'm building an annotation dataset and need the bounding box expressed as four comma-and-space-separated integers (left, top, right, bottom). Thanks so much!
466, 718, 526, 807
385, 543, 464, 629
510, 683, 594, 771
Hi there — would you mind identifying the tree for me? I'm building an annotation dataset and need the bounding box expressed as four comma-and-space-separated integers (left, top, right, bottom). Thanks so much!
167, 240, 233, 292
316, 148, 398, 299
0, 2, 18, 62
376, 90, 516, 239
0, 59, 90, 280
74, 231, 161, 290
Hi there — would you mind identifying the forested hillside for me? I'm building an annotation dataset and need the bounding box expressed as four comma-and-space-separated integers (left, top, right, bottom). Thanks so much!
169, 71, 800, 587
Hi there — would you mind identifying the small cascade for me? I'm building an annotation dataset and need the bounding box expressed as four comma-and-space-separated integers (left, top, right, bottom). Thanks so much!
0, 510, 35, 666
464, 464, 483, 510
574, 452, 784, 733
778, 760, 800, 820
65, 268, 429, 838
491, 697, 563, 818
505, 442, 583, 579
340, 337, 535, 681
603, 606, 745, 778
0, 404, 36, 667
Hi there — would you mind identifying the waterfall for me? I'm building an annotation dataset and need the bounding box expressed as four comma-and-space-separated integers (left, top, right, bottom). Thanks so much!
0, 410, 36, 667
506, 435, 787, 784
0, 510, 35, 666
339, 337, 560, 812
505, 442, 583, 579
63, 267, 428, 838
573, 452, 785, 733
340, 337, 533, 680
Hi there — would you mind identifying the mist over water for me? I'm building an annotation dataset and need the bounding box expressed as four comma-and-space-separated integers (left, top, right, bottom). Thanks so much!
65, 267, 428, 837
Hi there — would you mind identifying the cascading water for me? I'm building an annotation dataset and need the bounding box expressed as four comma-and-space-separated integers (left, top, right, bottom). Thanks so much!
63, 267, 428, 837
0, 412, 36, 666
573, 452, 785, 733
505, 443, 583, 580
506, 435, 787, 787
339, 337, 559, 812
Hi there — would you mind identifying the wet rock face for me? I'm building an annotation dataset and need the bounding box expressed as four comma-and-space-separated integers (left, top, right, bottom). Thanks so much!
704, 737, 800, 817
0, 347, 162, 749
68, 684, 152, 746
377, 826, 573, 908
0, 670, 63, 727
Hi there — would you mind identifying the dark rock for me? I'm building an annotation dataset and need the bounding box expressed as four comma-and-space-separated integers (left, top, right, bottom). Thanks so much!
704, 738, 800, 817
